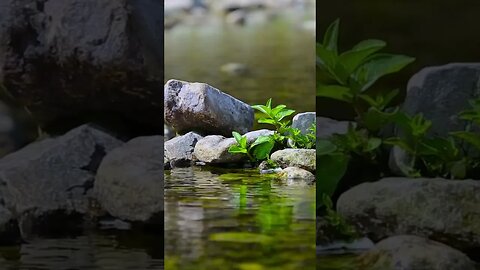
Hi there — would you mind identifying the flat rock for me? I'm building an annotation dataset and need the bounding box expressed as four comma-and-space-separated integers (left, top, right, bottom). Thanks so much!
164, 79, 254, 136
270, 149, 315, 172
193, 129, 272, 163
358, 235, 475, 270
337, 177, 480, 253
0, 124, 123, 237
0, 0, 163, 130
391, 63, 480, 175
164, 132, 203, 168
95, 136, 163, 225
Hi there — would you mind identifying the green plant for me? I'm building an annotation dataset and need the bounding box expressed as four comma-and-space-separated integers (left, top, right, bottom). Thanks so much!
229, 99, 316, 163
321, 194, 358, 240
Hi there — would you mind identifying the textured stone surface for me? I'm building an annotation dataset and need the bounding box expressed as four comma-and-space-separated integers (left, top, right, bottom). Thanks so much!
390, 63, 480, 175
358, 235, 475, 270
95, 136, 163, 224
270, 149, 315, 172
165, 132, 203, 168
292, 112, 316, 134
278, 167, 315, 183
0, 124, 123, 236
193, 129, 272, 163
337, 177, 480, 252
164, 79, 254, 136
0, 0, 163, 130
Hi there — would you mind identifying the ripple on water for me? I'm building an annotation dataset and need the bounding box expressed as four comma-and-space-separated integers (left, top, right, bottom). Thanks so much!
165, 167, 316, 270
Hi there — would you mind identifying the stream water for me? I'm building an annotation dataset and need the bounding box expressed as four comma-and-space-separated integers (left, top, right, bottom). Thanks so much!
165, 167, 315, 270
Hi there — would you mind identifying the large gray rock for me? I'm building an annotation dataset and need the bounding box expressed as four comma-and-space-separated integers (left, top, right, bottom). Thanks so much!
358, 235, 475, 270
292, 112, 316, 134
337, 177, 480, 252
95, 136, 163, 224
270, 149, 315, 172
0, 0, 163, 130
316, 116, 352, 139
165, 132, 203, 168
0, 124, 123, 236
193, 129, 272, 163
164, 79, 254, 136
391, 64, 480, 175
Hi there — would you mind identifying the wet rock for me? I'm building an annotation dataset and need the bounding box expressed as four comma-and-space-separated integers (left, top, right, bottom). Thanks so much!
317, 236, 374, 255
278, 167, 315, 183
164, 79, 254, 136
258, 160, 282, 174
220, 62, 249, 75
337, 177, 480, 253
165, 132, 203, 168
316, 117, 352, 139
270, 149, 315, 172
390, 63, 480, 176
193, 129, 273, 163
0, 124, 123, 237
0, 0, 163, 130
358, 235, 475, 270
95, 136, 163, 225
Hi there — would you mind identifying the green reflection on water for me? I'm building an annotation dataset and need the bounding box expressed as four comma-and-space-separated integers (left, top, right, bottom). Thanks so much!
165, 167, 315, 270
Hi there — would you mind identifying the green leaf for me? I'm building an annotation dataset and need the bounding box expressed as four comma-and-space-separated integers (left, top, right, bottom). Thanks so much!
317, 153, 349, 199
317, 140, 337, 155
228, 145, 247, 154
317, 44, 348, 84
266, 98, 272, 109
384, 137, 416, 154
366, 137, 382, 152
271, 105, 287, 116
252, 105, 270, 116
250, 135, 273, 148
240, 136, 248, 149
252, 139, 275, 160
316, 84, 354, 103
232, 131, 243, 144
352, 53, 415, 92
275, 109, 295, 122
451, 131, 480, 151
361, 107, 399, 132
258, 118, 277, 125
323, 19, 340, 54
339, 39, 386, 74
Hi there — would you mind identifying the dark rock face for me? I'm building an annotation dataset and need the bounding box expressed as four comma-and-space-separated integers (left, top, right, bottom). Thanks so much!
0, 124, 123, 239
390, 64, 480, 175
0, 0, 163, 131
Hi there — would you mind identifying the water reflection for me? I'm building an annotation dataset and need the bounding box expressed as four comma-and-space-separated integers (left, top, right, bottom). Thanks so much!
0, 231, 163, 270
165, 167, 316, 270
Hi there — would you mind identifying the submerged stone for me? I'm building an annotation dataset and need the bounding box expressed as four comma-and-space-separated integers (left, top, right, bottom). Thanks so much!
164, 79, 254, 136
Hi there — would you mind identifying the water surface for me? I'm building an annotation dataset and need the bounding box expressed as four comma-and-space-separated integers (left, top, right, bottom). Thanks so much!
165, 167, 316, 270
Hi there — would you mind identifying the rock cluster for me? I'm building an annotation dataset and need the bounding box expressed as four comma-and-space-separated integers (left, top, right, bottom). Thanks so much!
163, 79, 316, 183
